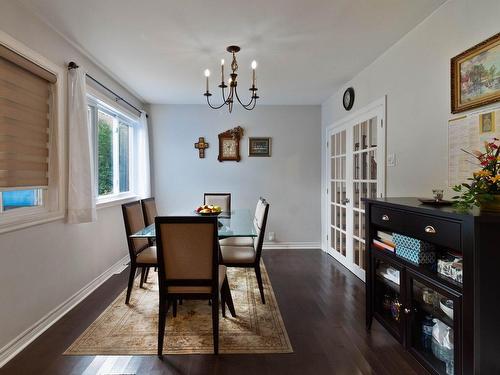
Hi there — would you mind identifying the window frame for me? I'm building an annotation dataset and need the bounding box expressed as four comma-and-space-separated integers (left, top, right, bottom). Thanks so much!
0, 31, 65, 233
87, 91, 138, 207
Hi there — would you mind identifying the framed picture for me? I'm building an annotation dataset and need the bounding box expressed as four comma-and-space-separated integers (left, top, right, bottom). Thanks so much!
479, 111, 495, 134
248, 137, 271, 157
451, 32, 500, 114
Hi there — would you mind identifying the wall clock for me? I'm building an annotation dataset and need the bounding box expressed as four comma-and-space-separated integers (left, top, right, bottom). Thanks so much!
218, 126, 244, 162
343, 87, 355, 111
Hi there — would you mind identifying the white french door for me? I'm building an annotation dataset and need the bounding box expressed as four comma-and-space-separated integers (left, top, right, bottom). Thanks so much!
326, 100, 385, 281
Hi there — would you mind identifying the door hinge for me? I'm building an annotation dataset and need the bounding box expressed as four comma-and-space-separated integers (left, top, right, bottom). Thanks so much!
326, 188, 329, 194
381, 119, 384, 128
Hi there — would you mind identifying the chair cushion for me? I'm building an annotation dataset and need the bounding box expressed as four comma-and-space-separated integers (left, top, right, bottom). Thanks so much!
219, 237, 254, 247
136, 246, 157, 264
168, 265, 226, 294
221, 246, 256, 264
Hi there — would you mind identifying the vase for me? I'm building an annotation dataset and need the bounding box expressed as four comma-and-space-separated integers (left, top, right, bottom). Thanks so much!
478, 194, 500, 213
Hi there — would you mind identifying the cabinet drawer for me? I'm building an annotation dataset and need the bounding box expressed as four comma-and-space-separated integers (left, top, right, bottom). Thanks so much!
371, 206, 406, 233
404, 214, 461, 250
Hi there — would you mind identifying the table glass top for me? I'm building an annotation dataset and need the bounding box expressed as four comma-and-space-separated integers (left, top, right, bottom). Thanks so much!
130, 209, 257, 239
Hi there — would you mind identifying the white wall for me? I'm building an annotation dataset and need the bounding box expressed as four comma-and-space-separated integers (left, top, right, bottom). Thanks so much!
149, 104, 321, 244
320, 0, 500, 248
0, 0, 144, 354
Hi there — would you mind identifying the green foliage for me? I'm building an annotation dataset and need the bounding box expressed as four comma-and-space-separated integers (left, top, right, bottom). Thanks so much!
453, 139, 500, 211
98, 120, 113, 195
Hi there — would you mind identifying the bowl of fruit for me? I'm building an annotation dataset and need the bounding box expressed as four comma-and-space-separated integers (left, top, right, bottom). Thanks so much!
195, 204, 222, 216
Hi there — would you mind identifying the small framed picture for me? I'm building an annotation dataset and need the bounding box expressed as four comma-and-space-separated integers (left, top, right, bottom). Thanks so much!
479, 111, 495, 134
248, 137, 271, 157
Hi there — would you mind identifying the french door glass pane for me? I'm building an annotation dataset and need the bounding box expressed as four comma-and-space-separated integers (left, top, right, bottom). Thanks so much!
330, 129, 347, 257
97, 110, 114, 196
352, 115, 378, 271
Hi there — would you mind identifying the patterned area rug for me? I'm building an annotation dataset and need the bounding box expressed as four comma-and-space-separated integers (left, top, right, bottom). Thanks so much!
65, 262, 292, 355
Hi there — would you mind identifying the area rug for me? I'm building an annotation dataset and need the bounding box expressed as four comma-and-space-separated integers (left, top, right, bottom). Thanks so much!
64, 262, 292, 355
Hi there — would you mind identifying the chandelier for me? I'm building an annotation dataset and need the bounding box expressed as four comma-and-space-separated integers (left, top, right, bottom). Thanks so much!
203, 46, 259, 113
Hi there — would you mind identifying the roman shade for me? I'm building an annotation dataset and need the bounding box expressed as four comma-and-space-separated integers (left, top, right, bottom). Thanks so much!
0, 45, 57, 188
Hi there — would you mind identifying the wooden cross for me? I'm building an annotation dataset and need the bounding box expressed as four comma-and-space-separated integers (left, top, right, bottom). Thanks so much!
194, 137, 209, 158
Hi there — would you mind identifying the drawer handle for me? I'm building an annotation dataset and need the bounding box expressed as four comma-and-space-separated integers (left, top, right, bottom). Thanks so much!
425, 225, 436, 234
382, 214, 390, 221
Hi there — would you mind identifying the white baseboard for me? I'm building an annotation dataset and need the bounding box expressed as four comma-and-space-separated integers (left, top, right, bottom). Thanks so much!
263, 241, 321, 250
0, 255, 129, 368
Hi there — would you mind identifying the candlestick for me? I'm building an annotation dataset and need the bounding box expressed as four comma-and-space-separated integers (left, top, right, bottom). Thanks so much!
251, 60, 257, 86
221, 59, 225, 83
204, 69, 210, 92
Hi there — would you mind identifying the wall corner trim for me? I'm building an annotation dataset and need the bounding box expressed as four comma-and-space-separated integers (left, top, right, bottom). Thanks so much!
0, 255, 129, 368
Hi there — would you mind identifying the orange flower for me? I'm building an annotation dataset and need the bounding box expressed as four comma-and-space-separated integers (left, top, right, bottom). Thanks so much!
490, 175, 500, 184
474, 170, 492, 178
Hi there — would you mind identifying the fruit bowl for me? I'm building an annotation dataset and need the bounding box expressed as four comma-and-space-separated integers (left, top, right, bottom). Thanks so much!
195, 204, 222, 216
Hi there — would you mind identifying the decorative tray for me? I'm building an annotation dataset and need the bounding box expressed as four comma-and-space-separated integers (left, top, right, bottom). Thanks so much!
418, 198, 454, 206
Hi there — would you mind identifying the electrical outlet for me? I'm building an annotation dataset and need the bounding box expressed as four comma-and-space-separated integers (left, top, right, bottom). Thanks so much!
268, 232, 275, 241
387, 153, 397, 167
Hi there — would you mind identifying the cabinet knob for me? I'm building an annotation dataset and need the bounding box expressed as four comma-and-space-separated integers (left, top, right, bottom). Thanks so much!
382, 214, 390, 221
404, 308, 411, 314
425, 225, 436, 234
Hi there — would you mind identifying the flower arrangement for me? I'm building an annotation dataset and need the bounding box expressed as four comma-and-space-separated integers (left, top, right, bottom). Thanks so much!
453, 138, 500, 211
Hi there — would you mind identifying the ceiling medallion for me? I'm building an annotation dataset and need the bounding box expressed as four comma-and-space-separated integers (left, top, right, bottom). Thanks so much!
204, 45, 259, 113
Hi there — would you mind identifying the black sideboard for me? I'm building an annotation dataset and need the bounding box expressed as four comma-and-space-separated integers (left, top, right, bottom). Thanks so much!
364, 197, 500, 375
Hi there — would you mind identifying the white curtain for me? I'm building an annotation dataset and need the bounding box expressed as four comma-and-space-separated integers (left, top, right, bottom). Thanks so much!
67, 67, 96, 223
135, 111, 151, 199
47, 85, 60, 210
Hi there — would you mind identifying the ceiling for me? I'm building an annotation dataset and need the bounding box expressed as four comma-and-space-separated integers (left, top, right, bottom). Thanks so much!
20, 0, 445, 105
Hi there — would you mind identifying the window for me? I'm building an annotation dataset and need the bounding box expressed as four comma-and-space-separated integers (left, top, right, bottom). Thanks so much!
0, 40, 63, 228
87, 95, 137, 203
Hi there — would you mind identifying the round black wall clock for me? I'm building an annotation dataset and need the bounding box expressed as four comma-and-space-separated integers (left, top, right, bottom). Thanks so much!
343, 87, 355, 111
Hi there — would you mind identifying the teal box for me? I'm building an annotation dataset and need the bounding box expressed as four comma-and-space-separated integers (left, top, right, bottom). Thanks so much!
393, 233, 435, 252
396, 246, 436, 264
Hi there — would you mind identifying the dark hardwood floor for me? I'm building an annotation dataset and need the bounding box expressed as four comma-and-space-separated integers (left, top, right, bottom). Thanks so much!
0, 250, 428, 375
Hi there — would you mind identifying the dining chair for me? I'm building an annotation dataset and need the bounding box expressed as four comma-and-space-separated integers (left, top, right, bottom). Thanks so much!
204, 193, 231, 212
141, 197, 158, 271
122, 201, 158, 305
220, 197, 270, 304
155, 216, 235, 357
141, 197, 158, 227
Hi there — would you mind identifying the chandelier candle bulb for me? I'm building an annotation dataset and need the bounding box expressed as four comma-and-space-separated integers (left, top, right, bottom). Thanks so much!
251, 60, 257, 85
204, 69, 210, 92
221, 59, 225, 82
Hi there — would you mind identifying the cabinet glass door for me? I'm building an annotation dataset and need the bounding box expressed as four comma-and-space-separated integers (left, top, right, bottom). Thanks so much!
373, 255, 404, 340
407, 271, 461, 375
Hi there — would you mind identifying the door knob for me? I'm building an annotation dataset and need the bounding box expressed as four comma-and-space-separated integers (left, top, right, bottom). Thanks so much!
342, 198, 350, 205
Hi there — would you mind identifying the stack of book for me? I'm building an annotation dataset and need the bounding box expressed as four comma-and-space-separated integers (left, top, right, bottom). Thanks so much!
373, 230, 395, 252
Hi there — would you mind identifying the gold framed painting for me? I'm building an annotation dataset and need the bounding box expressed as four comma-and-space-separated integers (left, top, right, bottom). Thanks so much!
248, 137, 271, 157
451, 32, 500, 114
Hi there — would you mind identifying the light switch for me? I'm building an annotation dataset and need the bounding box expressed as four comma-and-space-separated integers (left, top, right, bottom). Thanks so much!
387, 153, 396, 167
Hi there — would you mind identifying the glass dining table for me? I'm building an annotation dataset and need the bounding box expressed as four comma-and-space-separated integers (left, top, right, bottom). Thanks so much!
130, 209, 257, 239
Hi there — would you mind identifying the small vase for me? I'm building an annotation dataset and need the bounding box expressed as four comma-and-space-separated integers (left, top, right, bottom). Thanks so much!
478, 194, 500, 213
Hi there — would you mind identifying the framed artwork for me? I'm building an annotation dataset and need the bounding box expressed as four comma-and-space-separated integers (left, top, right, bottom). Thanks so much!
218, 126, 243, 162
248, 137, 271, 157
451, 32, 500, 114
479, 111, 495, 134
